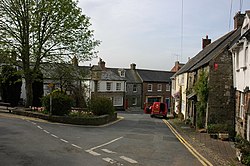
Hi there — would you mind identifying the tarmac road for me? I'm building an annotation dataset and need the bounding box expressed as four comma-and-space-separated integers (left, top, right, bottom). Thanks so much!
0, 111, 203, 166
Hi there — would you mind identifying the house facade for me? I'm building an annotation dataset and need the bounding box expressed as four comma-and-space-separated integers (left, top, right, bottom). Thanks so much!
172, 12, 244, 135
124, 63, 142, 110
230, 11, 250, 140
137, 69, 174, 110
90, 59, 126, 110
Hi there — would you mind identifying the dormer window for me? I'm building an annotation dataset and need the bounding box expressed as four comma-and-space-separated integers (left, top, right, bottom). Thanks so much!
118, 69, 125, 77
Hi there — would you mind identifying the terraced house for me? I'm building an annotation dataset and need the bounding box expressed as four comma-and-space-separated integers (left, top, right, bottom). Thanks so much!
172, 12, 244, 137
230, 11, 250, 140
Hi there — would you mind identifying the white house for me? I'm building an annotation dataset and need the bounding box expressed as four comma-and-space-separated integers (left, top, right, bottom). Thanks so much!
90, 59, 126, 110
230, 11, 250, 140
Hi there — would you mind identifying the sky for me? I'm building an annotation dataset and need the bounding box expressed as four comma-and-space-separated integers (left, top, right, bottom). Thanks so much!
78, 0, 250, 71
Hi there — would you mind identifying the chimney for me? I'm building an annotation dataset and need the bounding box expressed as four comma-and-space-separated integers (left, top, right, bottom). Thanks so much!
130, 63, 136, 70
202, 35, 211, 49
98, 58, 106, 70
72, 56, 78, 66
234, 11, 245, 29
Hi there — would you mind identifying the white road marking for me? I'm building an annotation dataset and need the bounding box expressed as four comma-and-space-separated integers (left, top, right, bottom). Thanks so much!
60, 139, 68, 143
51, 134, 58, 138
37, 126, 42, 129
120, 156, 138, 164
31, 122, 37, 125
88, 136, 123, 151
101, 149, 116, 154
85, 150, 101, 156
102, 157, 116, 164
43, 130, 50, 134
71, 144, 82, 149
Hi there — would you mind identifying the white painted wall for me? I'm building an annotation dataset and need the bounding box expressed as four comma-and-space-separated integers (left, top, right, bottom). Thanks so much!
172, 72, 188, 119
232, 14, 250, 92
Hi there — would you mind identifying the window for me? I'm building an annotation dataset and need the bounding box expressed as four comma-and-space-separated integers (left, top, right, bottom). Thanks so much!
166, 84, 170, 91
97, 82, 100, 91
120, 70, 125, 77
106, 82, 112, 91
148, 84, 152, 91
132, 98, 137, 105
245, 46, 248, 67
116, 82, 121, 91
157, 84, 162, 91
113, 96, 123, 106
236, 52, 239, 70
240, 93, 245, 119
133, 84, 137, 92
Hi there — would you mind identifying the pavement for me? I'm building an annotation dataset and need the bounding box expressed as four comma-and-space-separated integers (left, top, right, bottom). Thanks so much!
167, 117, 244, 166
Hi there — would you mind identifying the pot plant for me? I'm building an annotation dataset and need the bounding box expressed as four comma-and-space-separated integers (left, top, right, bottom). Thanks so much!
235, 135, 250, 165
207, 124, 219, 139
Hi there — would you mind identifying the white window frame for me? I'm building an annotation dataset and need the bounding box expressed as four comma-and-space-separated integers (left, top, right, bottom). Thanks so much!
166, 84, 170, 91
120, 70, 125, 77
245, 46, 248, 67
113, 96, 123, 106
240, 93, 245, 119
116, 82, 121, 91
148, 84, 152, 92
236, 52, 239, 70
133, 84, 137, 92
132, 97, 137, 105
106, 82, 112, 91
157, 84, 162, 91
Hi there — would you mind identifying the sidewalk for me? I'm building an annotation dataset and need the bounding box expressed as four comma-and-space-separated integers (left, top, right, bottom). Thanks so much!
167, 118, 244, 166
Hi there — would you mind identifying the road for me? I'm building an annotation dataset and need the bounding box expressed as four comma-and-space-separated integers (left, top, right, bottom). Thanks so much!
0, 111, 202, 166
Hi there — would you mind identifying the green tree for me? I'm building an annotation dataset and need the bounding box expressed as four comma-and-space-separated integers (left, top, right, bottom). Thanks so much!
0, 0, 100, 107
0, 65, 22, 106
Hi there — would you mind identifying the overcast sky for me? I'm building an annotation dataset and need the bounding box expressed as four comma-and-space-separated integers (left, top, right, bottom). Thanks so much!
79, 0, 250, 71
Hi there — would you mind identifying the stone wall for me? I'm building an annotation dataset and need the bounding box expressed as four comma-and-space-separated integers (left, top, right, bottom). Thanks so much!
207, 50, 235, 136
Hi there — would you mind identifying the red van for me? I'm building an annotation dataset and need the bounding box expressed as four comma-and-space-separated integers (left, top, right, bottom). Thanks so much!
150, 102, 167, 118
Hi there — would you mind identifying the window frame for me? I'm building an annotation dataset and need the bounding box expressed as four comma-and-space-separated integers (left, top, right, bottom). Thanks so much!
148, 84, 153, 92
133, 84, 137, 92
106, 82, 112, 91
157, 84, 162, 91
116, 82, 121, 91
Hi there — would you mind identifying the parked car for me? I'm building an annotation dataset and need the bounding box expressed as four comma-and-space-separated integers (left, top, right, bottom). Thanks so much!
150, 102, 167, 118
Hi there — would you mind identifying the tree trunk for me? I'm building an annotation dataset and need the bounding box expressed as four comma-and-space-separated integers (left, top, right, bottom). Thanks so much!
25, 74, 33, 108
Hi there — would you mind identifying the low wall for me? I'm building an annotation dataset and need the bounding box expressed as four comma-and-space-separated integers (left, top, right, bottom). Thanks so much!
11, 109, 117, 126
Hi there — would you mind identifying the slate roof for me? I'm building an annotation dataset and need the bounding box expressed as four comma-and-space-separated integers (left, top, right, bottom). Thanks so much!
110, 68, 141, 83
175, 28, 241, 76
137, 69, 174, 83
190, 28, 241, 71
39, 62, 91, 79
125, 69, 142, 83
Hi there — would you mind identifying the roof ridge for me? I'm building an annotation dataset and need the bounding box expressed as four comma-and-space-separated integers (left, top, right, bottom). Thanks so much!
175, 29, 237, 76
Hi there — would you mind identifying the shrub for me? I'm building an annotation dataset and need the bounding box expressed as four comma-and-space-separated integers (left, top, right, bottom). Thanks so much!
0, 65, 22, 106
42, 90, 73, 116
207, 124, 228, 133
89, 96, 115, 116
235, 135, 250, 165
